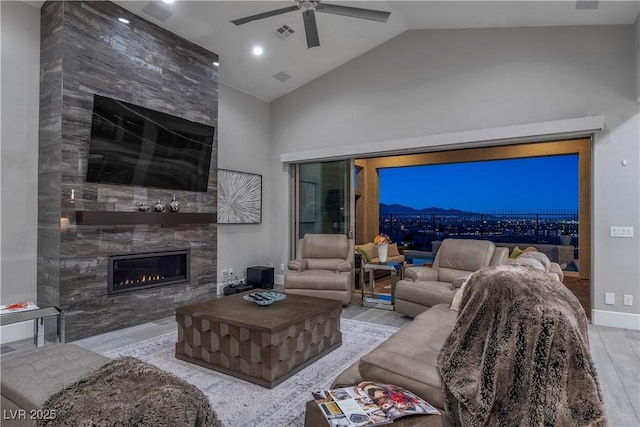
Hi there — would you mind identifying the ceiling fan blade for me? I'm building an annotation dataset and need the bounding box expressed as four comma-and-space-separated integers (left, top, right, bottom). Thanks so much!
231, 5, 300, 25
302, 9, 320, 48
315, 3, 390, 23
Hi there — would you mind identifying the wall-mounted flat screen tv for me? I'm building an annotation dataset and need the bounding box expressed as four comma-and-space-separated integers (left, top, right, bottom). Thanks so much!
86, 95, 215, 192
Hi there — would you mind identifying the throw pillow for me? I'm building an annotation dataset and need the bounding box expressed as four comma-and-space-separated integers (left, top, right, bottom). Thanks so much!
450, 275, 472, 312
355, 243, 374, 263
518, 251, 551, 271
506, 257, 543, 270
509, 246, 522, 259
388, 243, 400, 257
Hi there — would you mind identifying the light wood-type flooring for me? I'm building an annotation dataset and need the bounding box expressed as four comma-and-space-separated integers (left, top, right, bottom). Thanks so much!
2, 286, 638, 426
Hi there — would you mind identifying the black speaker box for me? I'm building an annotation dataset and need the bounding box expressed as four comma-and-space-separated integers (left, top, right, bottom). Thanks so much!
246, 266, 274, 289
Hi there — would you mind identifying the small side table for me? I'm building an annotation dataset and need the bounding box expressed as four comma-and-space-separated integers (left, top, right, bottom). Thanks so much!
361, 262, 403, 310
0, 305, 65, 347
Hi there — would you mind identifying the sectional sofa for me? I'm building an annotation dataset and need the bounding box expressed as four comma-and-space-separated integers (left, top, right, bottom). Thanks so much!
332, 263, 604, 427
332, 302, 457, 425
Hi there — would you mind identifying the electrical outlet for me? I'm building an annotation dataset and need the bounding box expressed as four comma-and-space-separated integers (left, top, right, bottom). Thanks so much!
605, 292, 615, 305
624, 294, 633, 306
280, 263, 285, 271
221, 269, 228, 278
217, 283, 226, 295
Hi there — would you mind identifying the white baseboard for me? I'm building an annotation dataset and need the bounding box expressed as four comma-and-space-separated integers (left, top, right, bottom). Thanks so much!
592, 309, 640, 331
0, 321, 32, 344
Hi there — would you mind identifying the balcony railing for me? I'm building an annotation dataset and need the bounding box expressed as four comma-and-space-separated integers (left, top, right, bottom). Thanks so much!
380, 211, 578, 252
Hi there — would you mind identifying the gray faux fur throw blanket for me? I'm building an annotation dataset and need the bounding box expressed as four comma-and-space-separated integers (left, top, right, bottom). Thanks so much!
37, 356, 221, 427
438, 265, 606, 427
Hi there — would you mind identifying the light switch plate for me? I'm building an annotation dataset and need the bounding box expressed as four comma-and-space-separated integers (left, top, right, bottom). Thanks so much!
610, 226, 634, 238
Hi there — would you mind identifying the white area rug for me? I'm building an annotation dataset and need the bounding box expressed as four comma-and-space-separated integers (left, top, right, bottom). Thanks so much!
103, 318, 399, 427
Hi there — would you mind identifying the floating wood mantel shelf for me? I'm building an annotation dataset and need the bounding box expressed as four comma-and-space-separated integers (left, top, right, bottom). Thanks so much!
75, 211, 217, 226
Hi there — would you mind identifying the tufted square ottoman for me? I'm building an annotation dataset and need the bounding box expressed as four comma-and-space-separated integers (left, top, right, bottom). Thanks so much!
1, 344, 109, 425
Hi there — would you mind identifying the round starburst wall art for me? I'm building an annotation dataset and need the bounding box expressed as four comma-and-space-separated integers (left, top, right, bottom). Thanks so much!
217, 169, 262, 224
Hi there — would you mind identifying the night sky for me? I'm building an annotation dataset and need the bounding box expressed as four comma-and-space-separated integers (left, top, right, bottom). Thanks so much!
379, 154, 578, 212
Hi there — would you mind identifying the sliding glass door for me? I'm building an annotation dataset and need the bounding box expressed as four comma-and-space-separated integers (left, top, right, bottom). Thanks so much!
293, 160, 353, 242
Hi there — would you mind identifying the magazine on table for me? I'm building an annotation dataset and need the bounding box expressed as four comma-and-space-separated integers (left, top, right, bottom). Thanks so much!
312, 381, 440, 426
0, 301, 39, 315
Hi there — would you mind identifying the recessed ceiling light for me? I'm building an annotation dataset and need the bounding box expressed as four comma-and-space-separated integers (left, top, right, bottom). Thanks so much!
213, 61, 219, 67
162, 0, 175, 3
118, 17, 130, 24
252, 46, 264, 56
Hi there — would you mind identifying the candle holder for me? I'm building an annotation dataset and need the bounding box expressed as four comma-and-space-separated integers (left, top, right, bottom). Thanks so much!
154, 200, 166, 212
169, 195, 180, 213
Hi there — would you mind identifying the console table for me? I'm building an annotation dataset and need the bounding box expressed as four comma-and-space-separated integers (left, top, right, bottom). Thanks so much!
0, 305, 65, 347
361, 262, 403, 310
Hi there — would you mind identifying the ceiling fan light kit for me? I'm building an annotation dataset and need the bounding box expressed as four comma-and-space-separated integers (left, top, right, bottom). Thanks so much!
231, 0, 391, 49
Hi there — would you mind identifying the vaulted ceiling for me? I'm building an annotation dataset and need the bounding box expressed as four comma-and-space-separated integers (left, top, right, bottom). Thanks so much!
107, 1, 640, 102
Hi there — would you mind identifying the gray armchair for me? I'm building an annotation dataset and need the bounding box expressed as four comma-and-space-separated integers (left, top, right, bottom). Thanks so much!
395, 239, 508, 318
284, 234, 354, 305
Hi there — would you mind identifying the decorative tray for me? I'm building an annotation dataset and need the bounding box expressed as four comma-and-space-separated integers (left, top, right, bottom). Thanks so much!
243, 291, 286, 306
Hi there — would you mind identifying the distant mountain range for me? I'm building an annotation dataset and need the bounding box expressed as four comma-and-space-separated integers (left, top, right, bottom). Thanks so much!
379, 204, 577, 220
379, 203, 476, 215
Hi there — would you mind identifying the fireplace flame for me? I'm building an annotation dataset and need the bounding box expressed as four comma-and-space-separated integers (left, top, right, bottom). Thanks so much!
119, 274, 165, 287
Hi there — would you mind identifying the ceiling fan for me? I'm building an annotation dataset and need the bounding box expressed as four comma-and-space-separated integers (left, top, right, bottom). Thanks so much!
231, 1, 391, 49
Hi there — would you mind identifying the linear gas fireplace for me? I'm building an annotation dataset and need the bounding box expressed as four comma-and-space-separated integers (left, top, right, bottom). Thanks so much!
108, 249, 190, 295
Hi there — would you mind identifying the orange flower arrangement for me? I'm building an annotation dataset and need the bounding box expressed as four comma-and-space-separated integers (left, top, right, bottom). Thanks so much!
374, 233, 391, 245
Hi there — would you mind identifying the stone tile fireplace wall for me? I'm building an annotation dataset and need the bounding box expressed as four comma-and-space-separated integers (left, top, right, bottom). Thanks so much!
37, 1, 219, 341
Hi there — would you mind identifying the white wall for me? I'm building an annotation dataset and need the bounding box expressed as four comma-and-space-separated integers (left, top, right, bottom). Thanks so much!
271, 26, 640, 328
0, 1, 41, 341
217, 83, 278, 287
636, 12, 640, 103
